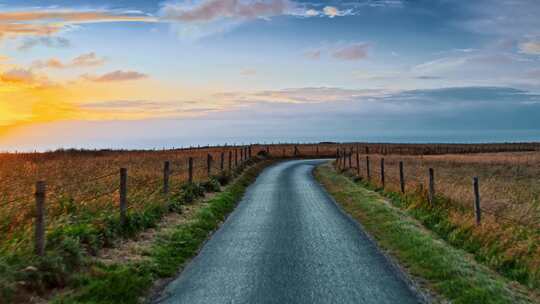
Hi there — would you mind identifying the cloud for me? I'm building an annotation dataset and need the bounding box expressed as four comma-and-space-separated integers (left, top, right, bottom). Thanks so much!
0, 68, 35, 84
415, 75, 443, 80
0, 9, 156, 40
323, 6, 352, 18
304, 9, 320, 17
33, 52, 106, 69
17, 36, 70, 51
332, 43, 369, 60
215, 87, 387, 104
519, 40, 540, 55
159, 0, 354, 39
78, 100, 220, 119
82, 70, 148, 82
160, 0, 292, 22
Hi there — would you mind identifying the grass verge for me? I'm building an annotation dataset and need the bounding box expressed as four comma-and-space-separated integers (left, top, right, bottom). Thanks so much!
51, 159, 273, 304
315, 162, 537, 304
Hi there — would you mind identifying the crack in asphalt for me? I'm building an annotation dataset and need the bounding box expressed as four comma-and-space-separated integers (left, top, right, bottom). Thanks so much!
154, 160, 421, 304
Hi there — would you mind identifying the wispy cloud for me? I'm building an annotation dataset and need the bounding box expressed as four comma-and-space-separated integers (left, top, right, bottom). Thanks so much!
33, 52, 106, 69
322, 6, 352, 18
215, 87, 387, 104
304, 43, 370, 61
159, 0, 355, 39
82, 70, 148, 82
519, 40, 540, 55
160, 0, 292, 22
0, 68, 35, 84
17, 36, 70, 51
332, 43, 369, 60
0, 9, 157, 40
79, 100, 220, 119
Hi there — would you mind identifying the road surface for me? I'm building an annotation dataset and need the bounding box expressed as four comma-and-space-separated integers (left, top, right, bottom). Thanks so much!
155, 160, 421, 304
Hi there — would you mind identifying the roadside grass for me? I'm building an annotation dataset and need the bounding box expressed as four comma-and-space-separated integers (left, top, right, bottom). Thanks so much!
52, 159, 272, 304
315, 162, 537, 304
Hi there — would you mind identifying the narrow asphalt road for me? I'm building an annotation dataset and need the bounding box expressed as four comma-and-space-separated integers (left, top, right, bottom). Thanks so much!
155, 160, 421, 304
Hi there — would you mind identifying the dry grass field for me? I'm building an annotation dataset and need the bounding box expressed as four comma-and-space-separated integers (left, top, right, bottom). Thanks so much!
0, 142, 539, 300
337, 148, 540, 290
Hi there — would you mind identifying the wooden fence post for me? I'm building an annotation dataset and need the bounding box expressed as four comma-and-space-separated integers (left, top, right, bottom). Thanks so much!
248, 146, 252, 159
380, 158, 385, 188
120, 168, 127, 226
348, 152, 352, 168
473, 177, 481, 225
316, 145, 319, 156
235, 149, 238, 167
240, 148, 244, 163
163, 161, 170, 194
356, 152, 360, 176
399, 161, 405, 193
34, 181, 46, 256
228, 151, 232, 171
220, 152, 225, 172
428, 168, 435, 204
207, 154, 212, 177
188, 158, 193, 182
366, 156, 371, 180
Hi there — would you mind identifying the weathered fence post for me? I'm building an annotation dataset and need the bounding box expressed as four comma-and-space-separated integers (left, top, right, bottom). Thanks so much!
249, 146, 252, 159
240, 148, 244, 163
316, 145, 319, 156
428, 168, 435, 204
235, 149, 238, 167
366, 156, 371, 180
228, 151, 232, 171
399, 161, 405, 193
34, 181, 46, 256
120, 168, 127, 226
188, 158, 193, 182
163, 161, 170, 194
356, 152, 360, 176
220, 152, 225, 172
207, 154, 212, 177
380, 158, 385, 188
473, 177, 481, 225
348, 152, 352, 168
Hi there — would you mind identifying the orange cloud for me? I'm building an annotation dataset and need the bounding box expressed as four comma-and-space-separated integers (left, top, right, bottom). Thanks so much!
0, 10, 157, 38
82, 70, 148, 82
33, 52, 106, 69
0, 68, 36, 84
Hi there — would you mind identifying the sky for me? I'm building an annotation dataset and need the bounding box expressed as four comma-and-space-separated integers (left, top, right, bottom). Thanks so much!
0, 0, 540, 150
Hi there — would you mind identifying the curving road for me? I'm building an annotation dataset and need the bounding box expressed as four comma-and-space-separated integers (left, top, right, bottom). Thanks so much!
155, 160, 421, 304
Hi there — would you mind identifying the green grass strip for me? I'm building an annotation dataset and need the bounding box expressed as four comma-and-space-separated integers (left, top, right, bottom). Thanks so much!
315, 163, 536, 304
53, 160, 273, 304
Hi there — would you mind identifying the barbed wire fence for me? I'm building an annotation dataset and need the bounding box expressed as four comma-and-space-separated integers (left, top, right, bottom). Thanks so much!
334, 146, 539, 231
1, 142, 539, 256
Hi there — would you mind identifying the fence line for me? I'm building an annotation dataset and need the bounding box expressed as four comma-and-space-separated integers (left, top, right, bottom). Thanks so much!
1, 142, 539, 256
335, 148, 535, 230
